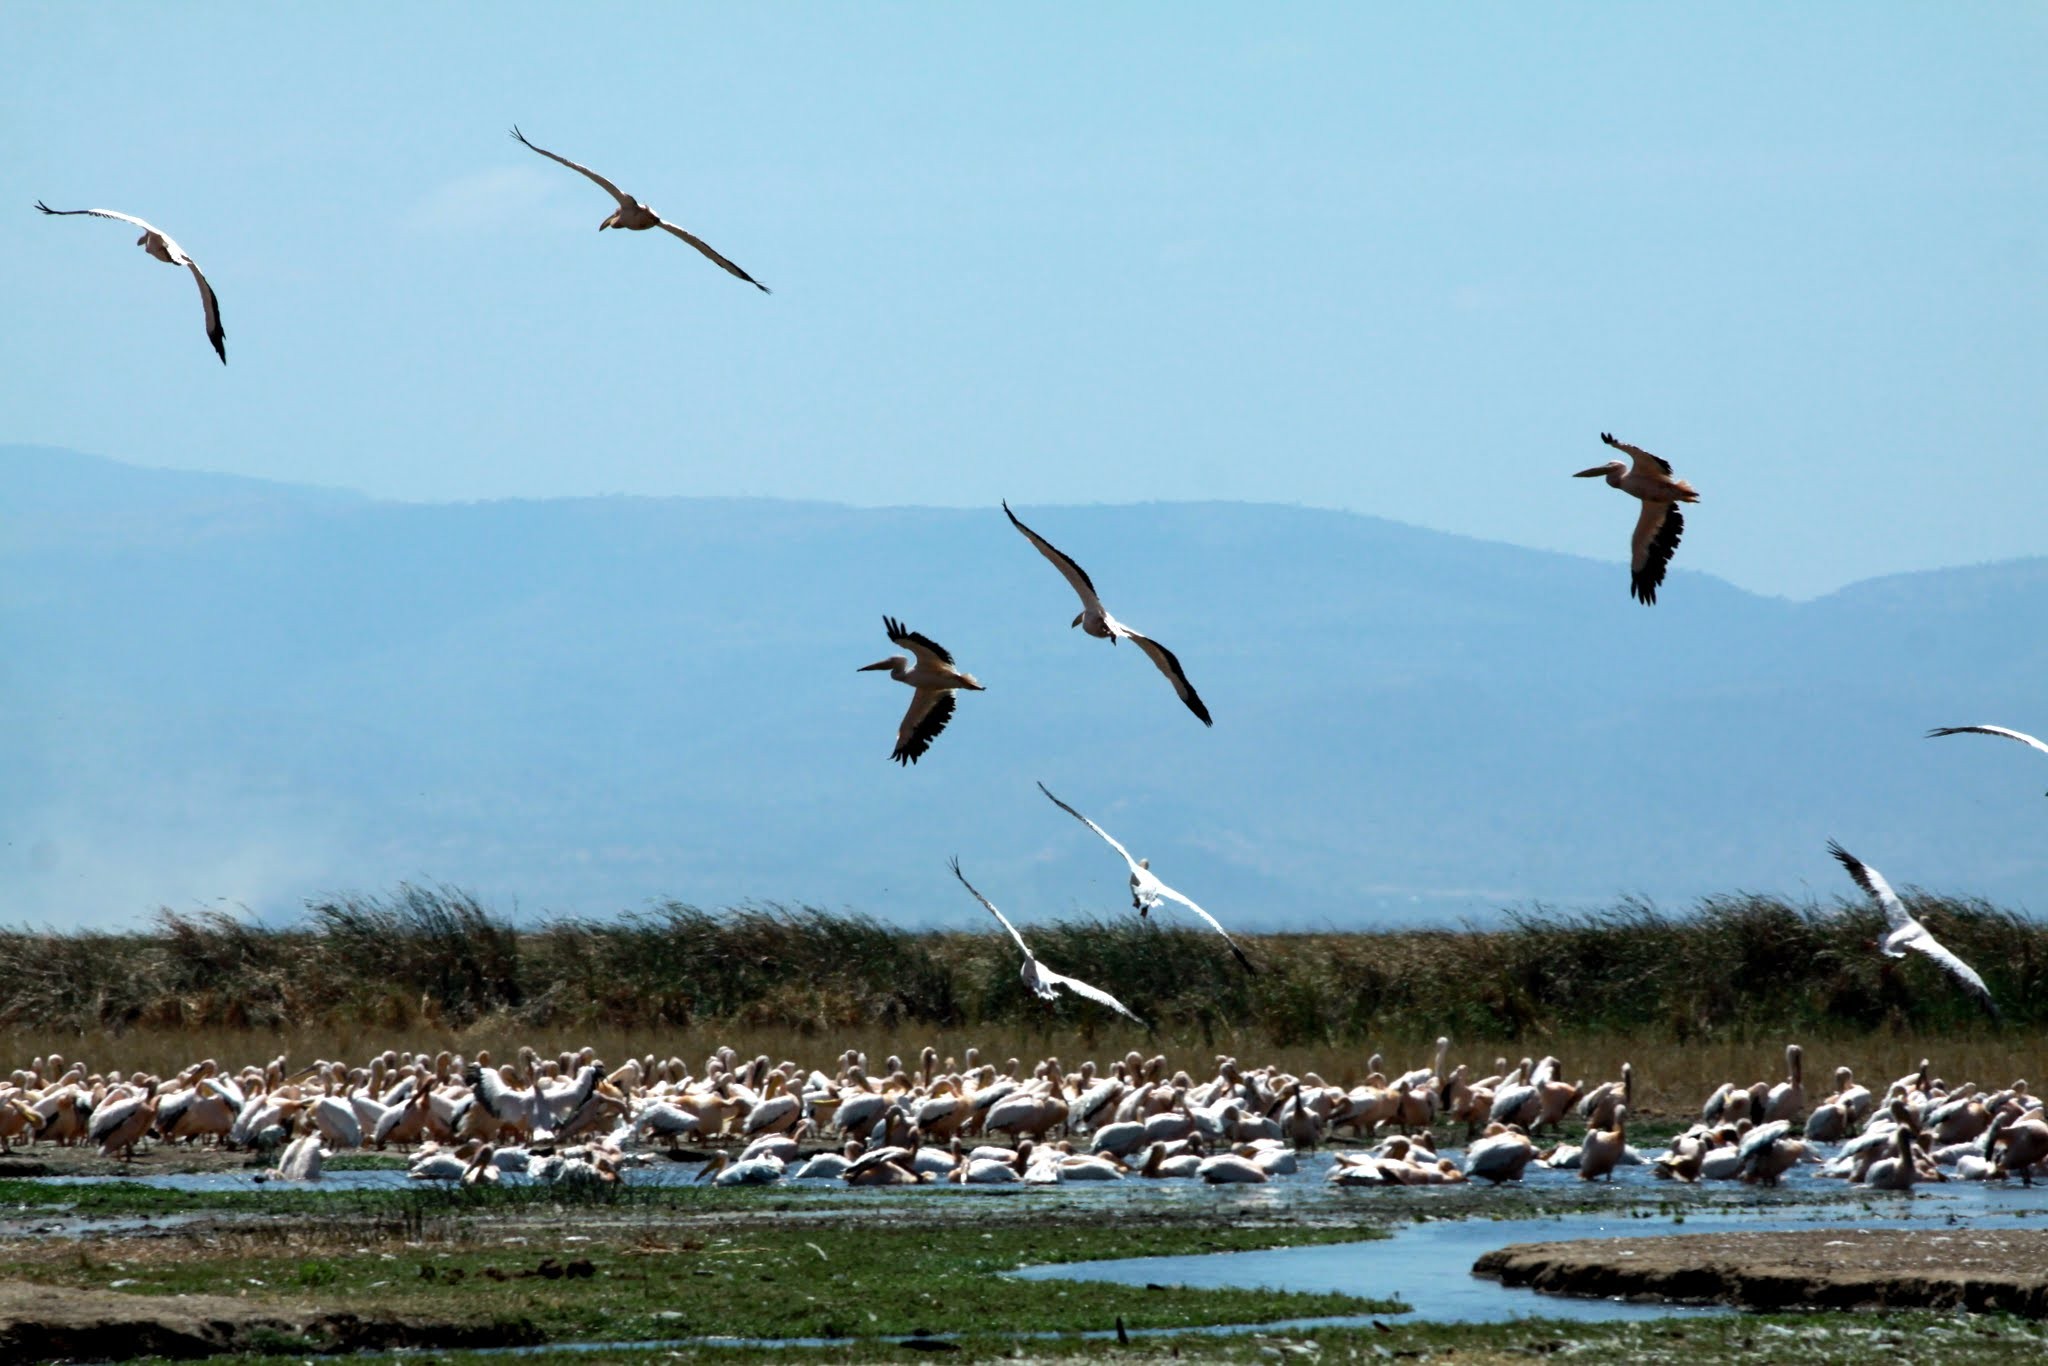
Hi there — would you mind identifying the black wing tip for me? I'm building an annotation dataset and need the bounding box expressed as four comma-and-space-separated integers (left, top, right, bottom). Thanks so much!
1600, 431, 1620, 448
34, 199, 54, 215
1926, 727, 1967, 738
1189, 697, 1214, 726
1231, 943, 1256, 973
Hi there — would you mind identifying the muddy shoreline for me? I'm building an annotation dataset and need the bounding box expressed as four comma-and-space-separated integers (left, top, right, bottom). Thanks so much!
1474, 1228, 2048, 1316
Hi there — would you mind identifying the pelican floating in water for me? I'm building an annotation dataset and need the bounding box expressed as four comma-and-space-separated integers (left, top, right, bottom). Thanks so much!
948, 859, 1145, 1025
1928, 726, 2048, 796
509, 127, 768, 291
1828, 840, 1998, 1019
1574, 432, 1698, 605
860, 616, 984, 765
1002, 501, 1211, 726
1036, 781, 1253, 971
35, 202, 225, 362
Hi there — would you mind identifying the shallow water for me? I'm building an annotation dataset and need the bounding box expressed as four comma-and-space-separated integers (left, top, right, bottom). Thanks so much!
1010, 1196, 2041, 1324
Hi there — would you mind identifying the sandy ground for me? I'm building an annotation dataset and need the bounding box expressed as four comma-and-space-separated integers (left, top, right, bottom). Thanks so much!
1474, 1228, 2048, 1316
0, 1279, 545, 1360
0, 1145, 284, 1178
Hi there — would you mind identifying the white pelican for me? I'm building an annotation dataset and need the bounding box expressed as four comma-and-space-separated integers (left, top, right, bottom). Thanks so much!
509, 127, 768, 291
1035, 781, 1254, 972
1001, 501, 1211, 726
1573, 432, 1698, 605
1928, 726, 2048, 795
1828, 841, 1998, 1018
948, 859, 1145, 1025
36, 202, 225, 362
860, 616, 984, 765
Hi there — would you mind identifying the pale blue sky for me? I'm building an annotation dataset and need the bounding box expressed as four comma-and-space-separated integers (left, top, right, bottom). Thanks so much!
6, 5, 2044, 598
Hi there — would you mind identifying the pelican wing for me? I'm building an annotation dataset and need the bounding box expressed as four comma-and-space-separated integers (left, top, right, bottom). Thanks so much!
1150, 881, 1256, 973
1628, 501, 1683, 606
36, 202, 159, 235
950, 858, 1034, 960
1036, 781, 1139, 871
1601, 431, 1673, 477
185, 259, 226, 363
1927, 725, 2048, 756
1828, 841, 1911, 933
1035, 961, 1146, 1025
1888, 921, 1998, 1017
892, 688, 955, 765
509, 126, 632, 206
654, 219, 770, 291
1002, 501, 1105, 616
1127, 630, 1213, 726
882, 615, 955, 668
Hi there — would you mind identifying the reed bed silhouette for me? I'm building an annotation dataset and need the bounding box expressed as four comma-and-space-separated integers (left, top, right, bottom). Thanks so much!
4, 885, 2042, 1116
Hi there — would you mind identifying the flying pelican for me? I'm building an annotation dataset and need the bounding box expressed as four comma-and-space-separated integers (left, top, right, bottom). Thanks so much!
509, 127, 768, 291
860, 616, 984, 765
1573, 432, 1698, 605
1035, 781, 1254, 971
948, 859, 1145, 1025
1001, 501, 1212, 726
1828, 840, 1998, 1019
35, 202, 225, 362
1928, 726, 2048, 795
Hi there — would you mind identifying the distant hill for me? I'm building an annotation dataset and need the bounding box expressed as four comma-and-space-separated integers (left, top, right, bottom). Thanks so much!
5, 443, 2045, 929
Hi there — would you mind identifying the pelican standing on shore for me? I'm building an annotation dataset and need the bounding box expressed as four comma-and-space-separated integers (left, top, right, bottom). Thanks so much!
948, 859, 1145, 1025
35, 202, 225, 362
1573, 433, 1698, 605
1036, 781, 1254, 971
1001, 501, 1212, 726
509, 127, 769, 291
860, 617, 984, 765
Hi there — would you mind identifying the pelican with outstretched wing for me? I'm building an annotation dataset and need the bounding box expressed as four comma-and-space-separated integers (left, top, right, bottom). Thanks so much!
510, 126, 768, 291
35, 202, 225, 362
1928, 726, 2048, 796
1828, 840, 1998, 1019
860, 616, 983, 765
949, 859, 1144, 1024
1003, 501, 1211, 726
1036, 781, 1253, 971
1573, 433, 1698, 605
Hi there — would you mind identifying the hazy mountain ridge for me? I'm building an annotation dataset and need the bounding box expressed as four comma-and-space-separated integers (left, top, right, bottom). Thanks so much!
5, 444, 2043, 929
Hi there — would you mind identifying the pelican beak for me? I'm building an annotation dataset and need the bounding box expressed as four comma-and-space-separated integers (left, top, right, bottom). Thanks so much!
857, 660, 893, 672
1572, 466, 1610, 478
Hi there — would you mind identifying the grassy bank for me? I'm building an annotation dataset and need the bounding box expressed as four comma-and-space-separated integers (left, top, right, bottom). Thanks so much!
4, 886, 2039, 1046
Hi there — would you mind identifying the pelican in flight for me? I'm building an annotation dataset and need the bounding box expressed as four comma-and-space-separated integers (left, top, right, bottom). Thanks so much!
1928, 726, 2048, 796
35, 202, 225, 362
860, 616, 983, 765
1574, 433, 1698, 605
509, 127, 769, 291
1036, 781, 1253, 971
1002, 501, 1211, 726
1828, 840, 1998, 1019
948, 859, 1145, 1025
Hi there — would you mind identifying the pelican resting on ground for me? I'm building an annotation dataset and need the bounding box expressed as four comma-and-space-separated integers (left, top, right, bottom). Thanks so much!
35, 202, 225, 362
1574, 432, 1698, 605
1828, 840, 1998, 1019
860, 617, 983, 765
509, 126, 768, 291
1036, 781, 1253, 972
1928, 726, 2048, 795
948, 859, 1145, 1025
1002, 501, 1212, 726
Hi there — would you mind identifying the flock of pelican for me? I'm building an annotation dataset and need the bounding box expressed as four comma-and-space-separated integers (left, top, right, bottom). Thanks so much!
5, 1040, 2043, 1198
30, 127, 2038, 1050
